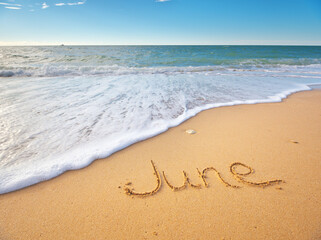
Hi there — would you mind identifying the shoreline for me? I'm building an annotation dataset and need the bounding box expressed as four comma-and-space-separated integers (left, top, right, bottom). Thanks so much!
0, 84, 318, 195
0, 89, 320, 239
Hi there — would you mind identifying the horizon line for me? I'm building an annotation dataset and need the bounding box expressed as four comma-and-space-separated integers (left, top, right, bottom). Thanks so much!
1, 44, 321, 47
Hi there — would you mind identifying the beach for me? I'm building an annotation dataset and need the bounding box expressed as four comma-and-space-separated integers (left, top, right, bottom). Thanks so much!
0, 89, 320, 240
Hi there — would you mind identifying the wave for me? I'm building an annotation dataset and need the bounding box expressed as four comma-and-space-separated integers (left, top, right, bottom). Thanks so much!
0, 83, 315, 194
1, 45, 321, 194
1, 63, 321, 78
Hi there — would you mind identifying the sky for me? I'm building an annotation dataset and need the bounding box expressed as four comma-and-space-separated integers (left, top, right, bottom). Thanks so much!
0, 0, 320, 45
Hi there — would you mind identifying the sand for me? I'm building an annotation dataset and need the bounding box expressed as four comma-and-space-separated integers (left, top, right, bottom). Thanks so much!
0, 90, 320, 240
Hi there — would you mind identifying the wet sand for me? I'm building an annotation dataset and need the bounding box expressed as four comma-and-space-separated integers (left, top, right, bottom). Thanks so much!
0, 90, 320, 240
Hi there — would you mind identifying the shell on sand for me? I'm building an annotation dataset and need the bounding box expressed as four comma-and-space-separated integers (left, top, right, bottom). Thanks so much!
186, 129, 197, 134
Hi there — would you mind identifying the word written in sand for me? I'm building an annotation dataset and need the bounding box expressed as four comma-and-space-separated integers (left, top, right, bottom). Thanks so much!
123, 161, 284, 197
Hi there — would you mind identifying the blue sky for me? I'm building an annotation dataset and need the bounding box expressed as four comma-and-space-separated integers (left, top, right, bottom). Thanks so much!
0, 0, 320, 45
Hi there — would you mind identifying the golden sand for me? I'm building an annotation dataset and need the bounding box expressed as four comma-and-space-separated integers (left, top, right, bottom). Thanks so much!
1, 90, 321, 240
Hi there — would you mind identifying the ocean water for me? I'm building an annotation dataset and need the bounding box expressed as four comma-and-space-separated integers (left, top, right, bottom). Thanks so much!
0, 46, 321, 194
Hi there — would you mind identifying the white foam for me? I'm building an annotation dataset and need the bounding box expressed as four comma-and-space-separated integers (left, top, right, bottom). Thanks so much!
1, 67, 321, 194
1, 63, 321, 79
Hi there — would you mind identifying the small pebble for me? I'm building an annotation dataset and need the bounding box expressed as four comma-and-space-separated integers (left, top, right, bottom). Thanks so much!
186, 129, 196, 134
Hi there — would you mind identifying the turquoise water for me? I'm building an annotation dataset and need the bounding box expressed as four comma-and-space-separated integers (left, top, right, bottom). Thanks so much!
0, 46, 321, 194
1, 46, 321, 77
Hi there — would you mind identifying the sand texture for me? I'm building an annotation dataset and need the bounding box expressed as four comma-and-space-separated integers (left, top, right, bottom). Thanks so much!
0, 90, 320, 240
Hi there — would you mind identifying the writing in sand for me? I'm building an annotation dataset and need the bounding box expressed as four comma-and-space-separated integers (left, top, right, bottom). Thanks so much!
123, 161, 284, 197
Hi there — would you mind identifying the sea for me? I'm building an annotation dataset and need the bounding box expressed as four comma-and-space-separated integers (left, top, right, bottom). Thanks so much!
1, 45, 321, 194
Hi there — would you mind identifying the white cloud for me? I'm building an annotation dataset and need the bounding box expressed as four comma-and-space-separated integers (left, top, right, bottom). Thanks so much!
67, 1, 85, 6
5, 6, 21, 9
1, 0, 86, 10
55, 1, 86, 7
0, 2, 22, 6
156, 0, 170, 2
42, 2, 49, 9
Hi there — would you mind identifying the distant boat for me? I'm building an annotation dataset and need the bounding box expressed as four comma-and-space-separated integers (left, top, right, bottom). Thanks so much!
61, 44, 64, 46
